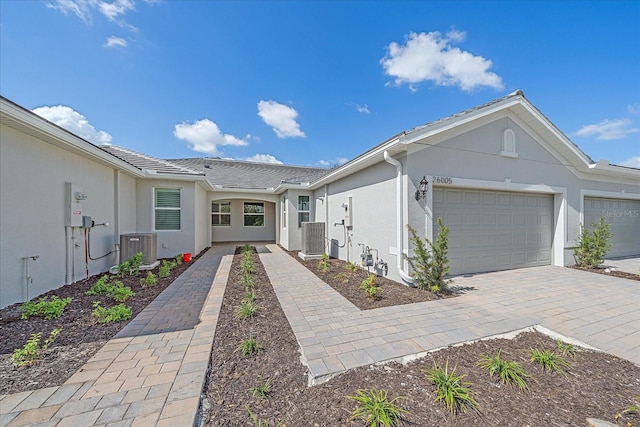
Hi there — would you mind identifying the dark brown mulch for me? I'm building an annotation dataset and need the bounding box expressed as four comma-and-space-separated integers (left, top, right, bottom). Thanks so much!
0, 251, 203, 395
205, 246, 640, 427
283, 248, 460, 310
570, 265, 640, 281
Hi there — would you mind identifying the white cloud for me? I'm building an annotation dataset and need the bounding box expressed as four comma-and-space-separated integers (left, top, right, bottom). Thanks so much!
244, 154, 283, 164
573, 118, 640, 141
32, 105, 112, 144
46, 0, 94, 24
355, 104, 370, 114
380, 30, 504, 92
620, 156, 640, 168
47, 0, 139, 32
257, 100, 306, 139
319, 157, 348, 167
104, 36, 128, 48
627, 103, 640, 116
174, 119, 248, 156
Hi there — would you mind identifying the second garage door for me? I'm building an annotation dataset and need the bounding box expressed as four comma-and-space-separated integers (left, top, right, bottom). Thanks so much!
584, 197, 640, 258
433, 188, 553, 276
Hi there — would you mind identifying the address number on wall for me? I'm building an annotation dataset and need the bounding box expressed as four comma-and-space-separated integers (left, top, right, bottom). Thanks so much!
433, 176, 453, 184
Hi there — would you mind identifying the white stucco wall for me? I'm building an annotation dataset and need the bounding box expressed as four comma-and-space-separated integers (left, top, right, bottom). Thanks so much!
209, 197, 277, 242
0, 125, 136, 308
194, 183, 210, 255
281, 189, 314, 251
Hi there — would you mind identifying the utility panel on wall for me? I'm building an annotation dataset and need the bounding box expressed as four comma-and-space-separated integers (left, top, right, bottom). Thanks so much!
343, 196, 353, 228
65, 183, 85, 227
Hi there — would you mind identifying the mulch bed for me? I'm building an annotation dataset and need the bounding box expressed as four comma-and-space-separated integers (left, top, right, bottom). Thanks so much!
570, 265, 640, 281
204, 247, 640, 426
283, 248, 459, 310
0, 251, 202, 395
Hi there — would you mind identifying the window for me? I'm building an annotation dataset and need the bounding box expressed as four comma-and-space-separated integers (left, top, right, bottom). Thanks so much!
244, 202, 265, 227
298, 195, 310, 227
212, 201, 231, 226
154, 188, 181, 231
282, 196, 287, 228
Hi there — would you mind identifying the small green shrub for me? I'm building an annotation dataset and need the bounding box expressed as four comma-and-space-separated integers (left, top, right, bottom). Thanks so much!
477, 350, 531, 391
174, 254, 183, 265
237, 336, 262, 356
317, 253, 330, 272
360, 274, 382, 301
623, 396, 640, 415
244, 291, 256, 303
11, 328, 61, 367
556, 340, 577, 358
408, 218, 452, 293
140, 271, 158, 287
118, 252, 144, 276
573, 217, 612, 269
425, 360, 479, 414
250, 378, 272, 399
92, 302, 132, 323
530, 347, 571, 373
21, 296, 72, 320
334, 272, 349, 283
242, 243, 252, 254
243, 272, 255, 290
346, 262, 360, 273
87, 278, 134, 302
347, 388, 408, 427
158, 264, 171, 278
236, 300, 258, 319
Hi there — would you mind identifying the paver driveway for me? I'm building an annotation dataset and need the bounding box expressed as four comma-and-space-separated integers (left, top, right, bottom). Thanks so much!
260, 244, 640, 384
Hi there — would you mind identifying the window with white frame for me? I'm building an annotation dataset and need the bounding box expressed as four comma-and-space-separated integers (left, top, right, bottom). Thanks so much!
298, 195, 310, 227
282, 196, 287, 228
244, 202, 265, 227
154, 187, 181, 231
211, 201, 231, 226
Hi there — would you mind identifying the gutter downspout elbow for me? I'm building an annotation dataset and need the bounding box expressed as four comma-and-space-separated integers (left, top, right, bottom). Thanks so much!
383, 151, 414, 285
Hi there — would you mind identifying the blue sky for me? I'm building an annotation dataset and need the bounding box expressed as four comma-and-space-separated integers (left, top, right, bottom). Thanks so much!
1, 1, 639, 168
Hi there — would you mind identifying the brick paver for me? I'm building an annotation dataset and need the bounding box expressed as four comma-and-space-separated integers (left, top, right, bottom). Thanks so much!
259, 244, 640, 384
1, 244, 234, 427
2, 243, 637, 426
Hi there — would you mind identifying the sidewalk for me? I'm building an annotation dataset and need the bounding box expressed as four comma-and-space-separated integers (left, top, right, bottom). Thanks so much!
1, 244, 235, 427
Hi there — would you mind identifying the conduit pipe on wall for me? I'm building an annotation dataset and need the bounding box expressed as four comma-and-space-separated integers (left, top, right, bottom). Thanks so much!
383, 151, 414, 285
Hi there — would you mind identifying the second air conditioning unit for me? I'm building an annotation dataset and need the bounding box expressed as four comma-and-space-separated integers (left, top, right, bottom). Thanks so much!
300, 222, 325, 260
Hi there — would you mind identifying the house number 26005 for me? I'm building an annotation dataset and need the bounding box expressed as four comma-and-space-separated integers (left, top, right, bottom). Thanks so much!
433, 176, 453, 184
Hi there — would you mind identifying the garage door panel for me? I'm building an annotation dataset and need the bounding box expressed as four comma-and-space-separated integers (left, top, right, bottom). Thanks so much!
584, 197, 640, 258
433, 188, 553, 275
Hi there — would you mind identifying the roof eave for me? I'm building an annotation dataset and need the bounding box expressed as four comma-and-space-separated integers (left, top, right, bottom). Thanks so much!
1, 97, 145, 178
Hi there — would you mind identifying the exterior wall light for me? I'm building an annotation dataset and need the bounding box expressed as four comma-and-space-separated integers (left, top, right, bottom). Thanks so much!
415, 176, 429, 201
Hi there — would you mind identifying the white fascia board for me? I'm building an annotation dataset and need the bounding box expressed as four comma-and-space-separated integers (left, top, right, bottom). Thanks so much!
211, 186, 276, 194
587, 163, 640, 180
1, 98, 144, 178
309, 136, 404, 189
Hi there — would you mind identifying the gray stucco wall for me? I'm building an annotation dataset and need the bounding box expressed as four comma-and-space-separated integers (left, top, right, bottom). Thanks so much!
0, 125, 136, 308
194, 184, 209, 255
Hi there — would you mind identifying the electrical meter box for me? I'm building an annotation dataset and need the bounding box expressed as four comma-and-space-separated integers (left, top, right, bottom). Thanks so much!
343, 196, 353, 228
65, 183, 84, 227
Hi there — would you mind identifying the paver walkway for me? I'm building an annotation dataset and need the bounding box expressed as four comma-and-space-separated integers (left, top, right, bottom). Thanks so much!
2, 243, 638, 426
260, 244, 640, 384
1, 244, 235, 427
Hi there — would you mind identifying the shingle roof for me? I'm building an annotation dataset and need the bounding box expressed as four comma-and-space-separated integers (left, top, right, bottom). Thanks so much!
169, 158, 330, 189
100, 145, 204, 175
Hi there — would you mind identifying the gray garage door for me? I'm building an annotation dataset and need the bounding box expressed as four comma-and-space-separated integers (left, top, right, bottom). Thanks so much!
433, 188, 553, 276
584, 197, 640, 258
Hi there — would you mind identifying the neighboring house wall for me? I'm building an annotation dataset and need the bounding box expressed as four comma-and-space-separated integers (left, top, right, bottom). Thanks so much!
194, 183, 210, 256
0, 124, 136, 308
210, 194, 277, 242
281, 189, 314, 251
136, 179, 199, 259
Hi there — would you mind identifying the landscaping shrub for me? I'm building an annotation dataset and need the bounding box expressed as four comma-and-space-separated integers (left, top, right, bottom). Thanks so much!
477, 350, 531, 391
87, 278, 134, 302
573, 217, 612, 268
360, 274, 381, 301
530, 347, 571, 373
140, 271, 158, 287
117, 252, 144, 276
250, 378, 272, 399
92, 302, 132, 323
237, 336, 262, 356
11, 328, 61, 367
347, 388, 408, 427
21, 296, 71, 320
408, 218, 451, 293
317, 253, 330, 272
425, 360, 479, 414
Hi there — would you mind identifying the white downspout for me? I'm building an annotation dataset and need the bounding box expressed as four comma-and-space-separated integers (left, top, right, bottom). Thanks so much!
383, 151, 414, 284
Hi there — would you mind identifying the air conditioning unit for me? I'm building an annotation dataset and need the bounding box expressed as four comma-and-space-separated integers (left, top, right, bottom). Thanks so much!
301, 222, 325, 256
119, 233, 157, 265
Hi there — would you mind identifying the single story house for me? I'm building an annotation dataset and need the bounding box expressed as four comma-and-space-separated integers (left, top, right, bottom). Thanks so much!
1, 90, 638, 308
